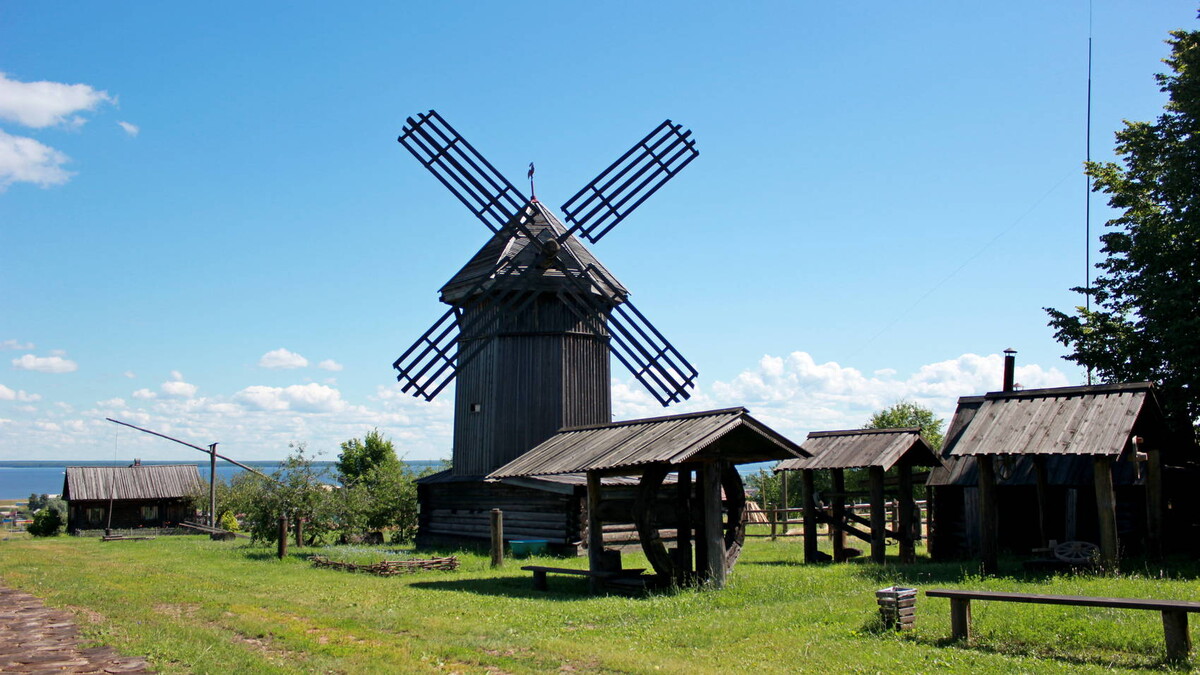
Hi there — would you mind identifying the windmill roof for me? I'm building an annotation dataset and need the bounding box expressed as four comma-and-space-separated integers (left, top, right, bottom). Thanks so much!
775, 427, 941, 471
63, 464, 204, 501
439, 201, 629, 304
486, 407, 806, 479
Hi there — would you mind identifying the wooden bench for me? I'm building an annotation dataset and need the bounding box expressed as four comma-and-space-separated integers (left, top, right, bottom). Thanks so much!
521, 565, 645, 591
926, 588, 1200, 662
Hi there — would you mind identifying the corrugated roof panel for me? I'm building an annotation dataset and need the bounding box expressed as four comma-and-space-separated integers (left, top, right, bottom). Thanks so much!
775, 428, 940, 471
64, 465, 203, 501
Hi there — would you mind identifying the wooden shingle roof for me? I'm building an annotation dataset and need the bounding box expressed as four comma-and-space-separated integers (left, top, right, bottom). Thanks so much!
487, 407, 805, 479
439, 201, 628, 304
63, 464, 203, 501
775, 427, 941, 472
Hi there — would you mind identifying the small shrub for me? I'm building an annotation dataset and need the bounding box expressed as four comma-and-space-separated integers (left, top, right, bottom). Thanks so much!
27, 508, 63, 537
218, 511, 240, 532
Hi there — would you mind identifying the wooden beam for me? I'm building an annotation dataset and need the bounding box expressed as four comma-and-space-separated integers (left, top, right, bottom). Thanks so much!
490, 508, 504, 568
801, 469, 818, 563
898, 463, 915, 564
701, 461, 725, 588
675, 466, 694, 580
977, 456, 998, 576
586, 471, 604, 590
1145, 448, 1164, 560
831, 469, 846, 562
1093, 455, 1119, 569
1033, 455, 1050, 548
869, 466, 886, 564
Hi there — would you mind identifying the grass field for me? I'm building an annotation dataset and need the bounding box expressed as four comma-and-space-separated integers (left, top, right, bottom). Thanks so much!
0, 534, 1197, 673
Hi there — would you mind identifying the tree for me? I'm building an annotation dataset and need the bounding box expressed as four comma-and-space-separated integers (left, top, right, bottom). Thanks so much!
864, 400, 945, 451
1046, 25, 1200, 439
336, 428, 400, 486
27, 508, 62, 537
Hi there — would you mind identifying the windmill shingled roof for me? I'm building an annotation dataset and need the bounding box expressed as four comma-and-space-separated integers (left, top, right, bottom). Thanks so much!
439, 201, 628, 304
63, 464, 203, 501
775, 427, 941, 471
486, 407, 805, 479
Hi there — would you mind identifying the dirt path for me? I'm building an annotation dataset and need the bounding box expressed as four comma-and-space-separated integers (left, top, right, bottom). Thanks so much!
0, 585, 153, 673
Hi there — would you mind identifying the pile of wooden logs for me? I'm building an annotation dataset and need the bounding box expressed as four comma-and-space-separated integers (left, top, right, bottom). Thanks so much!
876, 586, 917, 631
308, 554, 459, 575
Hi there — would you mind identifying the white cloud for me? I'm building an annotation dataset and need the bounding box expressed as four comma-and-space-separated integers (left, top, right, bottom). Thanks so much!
117, 121, 139, 137
123, 370, 136, 378
169, 370, 184, 381
0, 340, 34, 350
0, 72, 114, 129
259, 348, 309, 370
96, 397, 125, 408
11, 353, 78, 373
0, 383, 41, 402
132, 388, 156, 400
161, 379, 197, 398
235, 383, 346, 413
317, 359, 343, 372
0, 129, 72, 191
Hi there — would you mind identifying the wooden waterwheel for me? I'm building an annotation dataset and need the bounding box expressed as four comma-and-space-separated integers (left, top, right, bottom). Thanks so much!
633, 463, 747, 585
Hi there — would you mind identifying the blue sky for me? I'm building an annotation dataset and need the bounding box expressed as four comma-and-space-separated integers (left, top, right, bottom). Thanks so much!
1, 2, 1194, 460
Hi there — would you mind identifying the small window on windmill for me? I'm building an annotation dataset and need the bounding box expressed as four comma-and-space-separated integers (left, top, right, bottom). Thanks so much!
470, 403, 482, 413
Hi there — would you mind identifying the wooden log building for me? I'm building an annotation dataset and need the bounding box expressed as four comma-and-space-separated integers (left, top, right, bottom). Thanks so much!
927, 380, 1196, 570
776, 428, 942, 564
63, 462, 202, 532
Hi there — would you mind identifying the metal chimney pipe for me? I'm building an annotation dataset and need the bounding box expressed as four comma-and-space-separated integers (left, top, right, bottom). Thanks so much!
1002, 348, 1017, 392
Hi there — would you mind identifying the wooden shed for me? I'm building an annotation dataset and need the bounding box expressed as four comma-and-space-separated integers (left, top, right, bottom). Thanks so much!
63, 463, 202, 532
927, 382, 1195, 569
488, 407, 805, 588
776, 428, 942, 564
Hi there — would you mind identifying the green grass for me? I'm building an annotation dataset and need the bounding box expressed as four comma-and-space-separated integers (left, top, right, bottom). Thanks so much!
0, 535, 1197, 673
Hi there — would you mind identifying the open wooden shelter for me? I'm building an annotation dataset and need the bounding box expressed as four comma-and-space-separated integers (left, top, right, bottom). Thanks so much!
63, 462, 202, 532
928, 381, 1187, 572
488, 407, 805, 589
776, 428, 941, 564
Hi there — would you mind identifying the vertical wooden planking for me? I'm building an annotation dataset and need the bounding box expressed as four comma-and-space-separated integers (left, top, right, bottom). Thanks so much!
978, 457, 998, 575
1093, 455, 1119, 569
702, 462, 725, 588
1145, 448, 1163, 559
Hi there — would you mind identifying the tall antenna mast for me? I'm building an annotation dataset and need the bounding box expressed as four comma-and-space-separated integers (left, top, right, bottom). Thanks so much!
1085, 4, 1094, 385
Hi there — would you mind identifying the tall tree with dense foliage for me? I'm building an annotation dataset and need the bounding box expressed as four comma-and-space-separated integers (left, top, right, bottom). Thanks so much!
335, 428, 400, 485
1046, 25, 1200, 438
335, 429, 424, 543
864, 400, 945, 450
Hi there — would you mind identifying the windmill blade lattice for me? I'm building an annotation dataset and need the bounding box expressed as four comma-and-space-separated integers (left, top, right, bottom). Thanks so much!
560, 120, 698, 244
398, 110, 528, 234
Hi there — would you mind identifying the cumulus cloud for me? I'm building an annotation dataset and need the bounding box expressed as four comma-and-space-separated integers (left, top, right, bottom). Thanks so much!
258, 348, 309, 370
132, 388, 156, 400
123, 370, 136, 378
11, 353, 78, 373
317, 359, 343, 372
0, 383, 41, 402
117, 121, 139, 137
0, 72, 114, 129
0, 129, 72, 191
161, 379, 197, 398
235, 383, 346, 413
0, 339, 34, 350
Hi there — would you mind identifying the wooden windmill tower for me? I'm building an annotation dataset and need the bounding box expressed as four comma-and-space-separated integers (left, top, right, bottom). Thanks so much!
393, 111, 700, 547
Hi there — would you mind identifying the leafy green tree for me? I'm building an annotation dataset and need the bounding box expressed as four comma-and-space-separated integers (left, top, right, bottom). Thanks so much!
240, 444, 333, 545
27, 508, 62, 536
864, 400, 945, 450
1046, 25, 1200, 438
336, 428, 400, 486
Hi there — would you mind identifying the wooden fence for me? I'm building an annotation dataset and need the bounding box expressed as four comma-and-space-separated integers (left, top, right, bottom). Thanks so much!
744, 500, 929, 542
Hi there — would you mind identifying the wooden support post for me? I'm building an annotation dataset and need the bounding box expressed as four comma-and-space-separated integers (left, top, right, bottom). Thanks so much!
490, 508, 504, 568
898, 463, 915, 564
1093, 455, 1119, 569
277, 514, 288, 560
869, 466, 886, 564
801, 469, 818, 563
831, 469, 846, 562
949, 598, 972, 642
1065, 488, 1078, 541
1162, 610, 1191, 663
208, 443, 218, 528
1033, 455, 1050, 548
702, 462, 726, 588
977, 456, 998, 575
294, 517, 304, 547
586, 472, 606, 590
675, 467, 693, 578
1145, 448, 1164, 560
780, 470, 790, 534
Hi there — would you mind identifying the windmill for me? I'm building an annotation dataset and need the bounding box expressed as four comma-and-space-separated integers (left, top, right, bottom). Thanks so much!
394, 111, 699, 477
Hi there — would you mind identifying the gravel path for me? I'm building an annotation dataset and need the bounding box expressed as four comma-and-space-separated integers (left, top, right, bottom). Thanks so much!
0, 585, 153, 673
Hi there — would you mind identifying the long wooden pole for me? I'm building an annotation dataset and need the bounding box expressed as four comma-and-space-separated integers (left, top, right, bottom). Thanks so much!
1146, 448, 1164, 559
898, 463, 915, 564
702, 462, 726, 588
208, 443, 218, 527
868, 466, 886, 563
801, 469, 818, 563
831, 469, 846, 562
977, 456, 999, 575
1093, 455, 1119, 569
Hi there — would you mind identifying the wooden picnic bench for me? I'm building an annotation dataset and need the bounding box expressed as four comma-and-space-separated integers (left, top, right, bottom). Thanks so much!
521, 565, 645, 591
925, 588, 1200, 662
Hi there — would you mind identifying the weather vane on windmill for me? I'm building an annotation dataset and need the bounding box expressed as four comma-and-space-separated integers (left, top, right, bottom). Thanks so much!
527, 161, 536, 200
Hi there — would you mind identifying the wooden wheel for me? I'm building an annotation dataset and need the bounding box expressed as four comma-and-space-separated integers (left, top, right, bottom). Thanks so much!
1053, 540, 1100, 564
633, 464, 748, 584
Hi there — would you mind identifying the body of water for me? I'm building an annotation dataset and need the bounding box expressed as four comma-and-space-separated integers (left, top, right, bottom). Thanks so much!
0, 460, 445, 500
